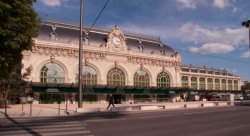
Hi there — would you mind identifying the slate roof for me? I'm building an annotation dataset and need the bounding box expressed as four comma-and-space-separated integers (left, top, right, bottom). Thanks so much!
37, 20, 176, 56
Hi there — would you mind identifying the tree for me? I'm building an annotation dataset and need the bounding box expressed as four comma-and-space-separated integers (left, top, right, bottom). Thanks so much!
241, 81, 250, 91
0, 65, 32, 106
0, 0, 39, 79
0, 0, 39, 106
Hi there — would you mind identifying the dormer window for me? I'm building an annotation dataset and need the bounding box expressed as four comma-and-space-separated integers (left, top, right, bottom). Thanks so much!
160, 49, 165, 55
50, 25, 57, 41
84, 36, 89, 45
138, 44, 144, 53
84, 32, 89, 45
50, 32, 57, 41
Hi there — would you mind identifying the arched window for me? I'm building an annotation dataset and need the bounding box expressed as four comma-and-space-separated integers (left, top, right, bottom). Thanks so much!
215, 79, 220, 90
191, 77, 197, 90
199, 78, 205, 90
228, 80, 232, 90
221, 79, 226, 90
182, 76, 189, 87
134, 69, 150, 86
76, 65, 97, 85
207, 78, 213, 90
234, 80, 238, 90
107, 68, 125, 86
40, 63, 65, 83
157, 72, 171, 87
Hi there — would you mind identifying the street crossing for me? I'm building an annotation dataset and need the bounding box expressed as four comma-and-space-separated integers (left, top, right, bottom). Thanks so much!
0, 116, 94, 136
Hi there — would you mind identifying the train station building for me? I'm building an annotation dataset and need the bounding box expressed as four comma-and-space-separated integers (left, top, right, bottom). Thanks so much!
22, 20, 241, 104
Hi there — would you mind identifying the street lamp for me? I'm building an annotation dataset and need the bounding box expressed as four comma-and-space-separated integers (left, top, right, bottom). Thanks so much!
242, 20, 250, 56
78, 0, 84, 108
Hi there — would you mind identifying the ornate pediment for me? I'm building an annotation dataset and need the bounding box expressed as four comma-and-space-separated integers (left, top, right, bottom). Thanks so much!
107, 25, 127, 52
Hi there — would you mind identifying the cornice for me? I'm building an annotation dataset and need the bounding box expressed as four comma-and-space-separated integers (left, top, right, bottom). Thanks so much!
180, 72, 240, 80
30, 40, 181, 67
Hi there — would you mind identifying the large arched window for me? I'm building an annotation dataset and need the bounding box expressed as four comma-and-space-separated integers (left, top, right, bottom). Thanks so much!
40, 63, 65, 83
157, 72, 171, 87
199, 78, 205, 90
107, 68, 125, 86
134, 69, 150, 86
76, 65, 97, 85
191, 77, 197, 90
181, 76, 189, 87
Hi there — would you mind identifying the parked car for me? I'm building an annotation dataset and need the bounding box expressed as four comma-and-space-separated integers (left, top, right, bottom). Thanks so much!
187, 95, 200, 101
210, 95, 221, 101
234, 95, 243, 101
243, 96, 250, 100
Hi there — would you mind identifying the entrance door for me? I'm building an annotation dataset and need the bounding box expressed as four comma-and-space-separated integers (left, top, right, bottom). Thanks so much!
113, 94, 126, 104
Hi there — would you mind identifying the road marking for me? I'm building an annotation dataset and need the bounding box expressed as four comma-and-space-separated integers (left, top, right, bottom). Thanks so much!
0, 119, 95, 136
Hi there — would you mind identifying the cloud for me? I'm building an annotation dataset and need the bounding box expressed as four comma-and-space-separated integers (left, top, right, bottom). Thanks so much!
177, 0, 233, 10
213, 0, 229, 9
177, 0, 197, 9
177, 22, 249, 55
189, 43, 235, 54
241, 51, 250, 58
41, 0, 61, 7
178, 22, 248, 46
213, 0, 228, 9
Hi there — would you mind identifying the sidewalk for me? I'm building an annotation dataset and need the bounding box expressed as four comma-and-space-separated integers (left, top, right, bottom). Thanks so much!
0, 101, 238, 117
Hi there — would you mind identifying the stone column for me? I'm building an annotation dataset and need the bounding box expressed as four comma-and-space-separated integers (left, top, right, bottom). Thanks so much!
205, 77, 208, 90
213, 78, 215, 90
197, 77, 200, 90
226, 79, 228, 91
188, 76, 191, 88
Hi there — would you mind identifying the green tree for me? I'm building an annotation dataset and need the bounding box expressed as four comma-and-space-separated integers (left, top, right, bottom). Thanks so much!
0, 0, 39, 106
241, 81, 250, 91
0, 0, 39, 79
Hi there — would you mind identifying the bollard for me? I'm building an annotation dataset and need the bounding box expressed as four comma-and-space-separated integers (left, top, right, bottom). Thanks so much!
5, 99, 7, 116
66, 99, 68, 112
58, 101, 61, 115
30, 103, 32, 117
27, 96, 33, 117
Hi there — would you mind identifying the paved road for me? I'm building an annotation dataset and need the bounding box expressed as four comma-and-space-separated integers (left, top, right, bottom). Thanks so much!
1, 106, 250, 136
85, 106, 250, 136
0, 116, 94, 136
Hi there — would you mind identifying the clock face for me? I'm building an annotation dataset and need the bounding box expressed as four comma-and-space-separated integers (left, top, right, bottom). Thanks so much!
112, 37, 121, 46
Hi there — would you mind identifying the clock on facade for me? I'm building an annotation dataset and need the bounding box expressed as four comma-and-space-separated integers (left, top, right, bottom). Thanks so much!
112, 37, 121, 46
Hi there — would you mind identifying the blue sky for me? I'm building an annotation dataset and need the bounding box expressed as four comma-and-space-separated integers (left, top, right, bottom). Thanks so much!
34, 0, 250, 81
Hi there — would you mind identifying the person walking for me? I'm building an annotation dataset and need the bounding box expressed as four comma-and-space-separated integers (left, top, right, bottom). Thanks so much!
107, 94, 115, 110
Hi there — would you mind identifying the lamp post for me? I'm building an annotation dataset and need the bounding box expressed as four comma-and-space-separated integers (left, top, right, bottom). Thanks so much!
78, 0, 84, 108
242, 20, 250, 56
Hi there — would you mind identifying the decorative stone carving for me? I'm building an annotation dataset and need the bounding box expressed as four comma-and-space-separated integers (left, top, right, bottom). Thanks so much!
127, 56, 181, 67
107, 25, 127, 52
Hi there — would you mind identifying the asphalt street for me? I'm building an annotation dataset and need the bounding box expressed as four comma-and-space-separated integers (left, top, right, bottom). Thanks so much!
85, 106, 250, 136
0, 106, 250, 136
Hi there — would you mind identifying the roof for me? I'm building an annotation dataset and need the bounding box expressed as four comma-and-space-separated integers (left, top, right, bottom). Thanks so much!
37, 19, 176, 57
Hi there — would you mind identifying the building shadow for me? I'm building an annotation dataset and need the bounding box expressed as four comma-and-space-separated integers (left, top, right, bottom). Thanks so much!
0, 111, 128, 135
1, 114, 42, 136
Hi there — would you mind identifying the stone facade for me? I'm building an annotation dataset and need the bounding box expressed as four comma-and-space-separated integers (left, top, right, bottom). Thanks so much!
22, 21, 181, 87
21, 20, 241, 104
